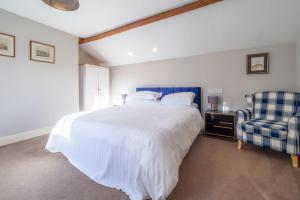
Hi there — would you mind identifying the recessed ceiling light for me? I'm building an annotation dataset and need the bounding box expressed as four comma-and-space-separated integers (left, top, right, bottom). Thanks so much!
152, 48, 158, 53
128, 52, 133, 56
42, 0, 79, 11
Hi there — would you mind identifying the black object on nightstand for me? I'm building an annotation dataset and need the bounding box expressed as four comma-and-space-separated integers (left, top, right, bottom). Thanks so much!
204, 109, 236, 141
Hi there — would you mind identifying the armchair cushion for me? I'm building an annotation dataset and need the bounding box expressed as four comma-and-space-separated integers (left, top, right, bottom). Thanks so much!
241, 119, 288, 140
254, 92, 297, 122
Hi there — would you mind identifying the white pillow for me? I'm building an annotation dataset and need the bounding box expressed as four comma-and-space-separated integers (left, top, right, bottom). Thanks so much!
161, 92, 195, 106
125, 99, 159, 105
126, 91, 162, 102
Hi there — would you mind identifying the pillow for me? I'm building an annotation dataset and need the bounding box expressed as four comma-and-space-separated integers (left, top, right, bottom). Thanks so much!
126, 99, 159, 105
161, 92, 195, 106
126, 91, 162, 103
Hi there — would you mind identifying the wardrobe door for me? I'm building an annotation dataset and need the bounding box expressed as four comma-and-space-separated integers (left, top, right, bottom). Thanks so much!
96, 67, 110, 108
84, 67, 99, 110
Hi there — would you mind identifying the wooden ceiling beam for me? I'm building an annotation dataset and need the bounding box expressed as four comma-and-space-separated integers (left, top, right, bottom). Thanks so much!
79, 0, 223, 44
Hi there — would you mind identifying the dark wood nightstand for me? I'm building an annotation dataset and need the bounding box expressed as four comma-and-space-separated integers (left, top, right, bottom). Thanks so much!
204, 110, 236, 141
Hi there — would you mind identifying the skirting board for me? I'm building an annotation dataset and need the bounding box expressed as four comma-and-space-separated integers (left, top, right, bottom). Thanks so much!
0, 127, 52, 147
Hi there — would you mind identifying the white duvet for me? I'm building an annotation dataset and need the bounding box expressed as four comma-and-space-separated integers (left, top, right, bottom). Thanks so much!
46, 103, 203, 200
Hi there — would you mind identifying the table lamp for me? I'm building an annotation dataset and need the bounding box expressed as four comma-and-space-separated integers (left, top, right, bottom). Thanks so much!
208, 96, 218, 111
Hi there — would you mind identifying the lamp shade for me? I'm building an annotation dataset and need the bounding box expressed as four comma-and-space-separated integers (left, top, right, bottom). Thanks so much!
208, 96, 218, 104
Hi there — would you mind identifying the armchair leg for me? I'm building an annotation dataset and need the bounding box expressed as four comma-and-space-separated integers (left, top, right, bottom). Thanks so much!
238, 140, 244, 150
291, 155, 299, 168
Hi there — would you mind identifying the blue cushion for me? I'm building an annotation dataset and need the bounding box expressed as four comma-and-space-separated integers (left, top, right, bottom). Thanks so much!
241, 119, 288, 140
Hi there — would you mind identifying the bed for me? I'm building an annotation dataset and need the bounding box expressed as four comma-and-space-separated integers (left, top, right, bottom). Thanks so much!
46, 87, 204, 200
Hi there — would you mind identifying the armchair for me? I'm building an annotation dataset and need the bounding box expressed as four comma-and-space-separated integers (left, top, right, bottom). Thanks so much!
236, 92, 300, 168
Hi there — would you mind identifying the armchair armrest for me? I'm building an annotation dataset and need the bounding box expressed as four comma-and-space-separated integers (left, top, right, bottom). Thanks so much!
236, 108, 253, 122
236, 109, 254, 140
287, 114, 300, 155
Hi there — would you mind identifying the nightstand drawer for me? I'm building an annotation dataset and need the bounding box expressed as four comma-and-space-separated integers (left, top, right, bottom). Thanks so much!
206, 124, 234, 137
205, 114, 234, 126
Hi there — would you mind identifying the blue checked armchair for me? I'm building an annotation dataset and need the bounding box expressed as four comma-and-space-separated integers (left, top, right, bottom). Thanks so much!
237, 91, 300, 168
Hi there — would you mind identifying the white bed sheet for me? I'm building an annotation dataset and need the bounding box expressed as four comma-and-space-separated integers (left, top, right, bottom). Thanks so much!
46, 103, 204, 200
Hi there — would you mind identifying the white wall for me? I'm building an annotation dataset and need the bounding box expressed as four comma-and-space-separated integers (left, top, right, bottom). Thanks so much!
0, 9, 79, 137
111, 43, 297, 111
79, 46, 103, 66
297, 36, 300, 91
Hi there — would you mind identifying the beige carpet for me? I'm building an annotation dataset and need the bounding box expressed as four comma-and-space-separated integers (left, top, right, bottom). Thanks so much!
0, 135, 299, 200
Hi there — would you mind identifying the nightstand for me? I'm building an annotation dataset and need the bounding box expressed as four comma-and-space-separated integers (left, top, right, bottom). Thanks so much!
204, 110, 236, 141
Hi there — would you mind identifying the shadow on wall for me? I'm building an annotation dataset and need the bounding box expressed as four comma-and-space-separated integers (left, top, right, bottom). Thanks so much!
79, 46, 106, 66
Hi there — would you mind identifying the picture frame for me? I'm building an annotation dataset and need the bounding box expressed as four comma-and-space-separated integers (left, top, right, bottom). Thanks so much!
0, 33, 15, 58
247, 53, 269, 74
30, 40, 55, 64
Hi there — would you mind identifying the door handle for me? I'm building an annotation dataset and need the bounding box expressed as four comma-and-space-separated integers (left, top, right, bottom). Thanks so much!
97, 88, 102, 95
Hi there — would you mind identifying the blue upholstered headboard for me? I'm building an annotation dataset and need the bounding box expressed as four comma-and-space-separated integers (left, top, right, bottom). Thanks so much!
136, 87, 202, 112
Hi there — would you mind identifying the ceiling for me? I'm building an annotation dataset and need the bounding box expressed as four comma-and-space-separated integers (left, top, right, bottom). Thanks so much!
1, 0, 300, 66
0, 0, 193, 37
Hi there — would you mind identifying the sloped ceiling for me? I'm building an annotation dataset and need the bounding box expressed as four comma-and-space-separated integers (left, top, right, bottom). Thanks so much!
80, 0, 300, 66
0, 0, 192, 37
1, 0, 300, 66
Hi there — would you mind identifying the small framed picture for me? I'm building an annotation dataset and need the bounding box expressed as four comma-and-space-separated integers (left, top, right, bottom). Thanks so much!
30, 41, 55, 64
0, 33, 15, 58
247, 53, 269, 74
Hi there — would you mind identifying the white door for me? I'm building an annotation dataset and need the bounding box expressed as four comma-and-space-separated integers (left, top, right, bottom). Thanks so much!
84, 67, 99, 110
96, 67, 110, 109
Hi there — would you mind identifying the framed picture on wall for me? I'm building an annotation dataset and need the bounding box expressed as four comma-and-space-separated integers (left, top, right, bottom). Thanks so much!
0, 33, 15, 58
247, 53, 269, 74
30, 41, 55, 64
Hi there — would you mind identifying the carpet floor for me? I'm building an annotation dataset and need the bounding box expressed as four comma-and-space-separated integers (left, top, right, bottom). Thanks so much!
0, 135, 299, 200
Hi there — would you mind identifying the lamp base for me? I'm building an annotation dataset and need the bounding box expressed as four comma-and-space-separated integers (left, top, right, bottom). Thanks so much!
210, 104, 218, 111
